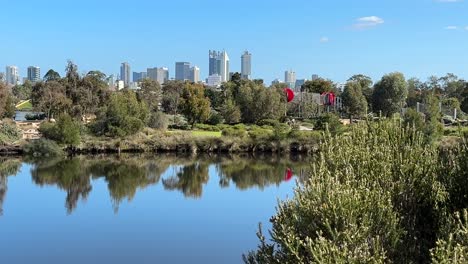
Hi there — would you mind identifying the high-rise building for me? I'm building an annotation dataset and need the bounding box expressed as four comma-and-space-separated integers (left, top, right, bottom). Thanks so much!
285, 70, 296, 88
209, 50, 229, 82
311, 74, 319, 80
147, 67, 158, 81
133, 72, 147, 82
27, 66, 41, 83
241, 51, 252, 80
5, 66, 19, 86
209, 50, 222, 76
120, 62, 131, 85
207, 74, 222, 88
295, 79, 307, 92
220, 51, 230, 82
175, 62, 191, 81
190, 66, 200, 83
271, 78, 283, 85
157, 67, 169, 84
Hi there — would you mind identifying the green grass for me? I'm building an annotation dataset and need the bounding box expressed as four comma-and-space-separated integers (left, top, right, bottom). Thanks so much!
16, 100, 33, 111
191, 130, 222, 138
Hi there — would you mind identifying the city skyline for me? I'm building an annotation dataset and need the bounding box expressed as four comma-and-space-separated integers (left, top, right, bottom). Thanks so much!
1, 0, 468, 84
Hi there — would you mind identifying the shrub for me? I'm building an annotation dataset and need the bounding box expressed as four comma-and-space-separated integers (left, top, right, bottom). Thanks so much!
257, 119, 280, 127
23, 138, 64, 157
39, 114, 80, 146
194, 124, 220, 132
431, 210, 468, 263
207, 110, 224, 125
148, 111, 169, 130
248, 127, 273, 141
25, 113, 47, 121
222, 127, 247, 138
0, 121, 22, 145
314, 113, 343, 134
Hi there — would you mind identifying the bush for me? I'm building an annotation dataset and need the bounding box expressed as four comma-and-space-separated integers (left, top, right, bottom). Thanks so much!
207, 110, 224, 125
25, 113, 47, 121
245, 121, 450, 263
39, 114, 80, 146
222, 127, 247, 138
257, 119, 280, 127
248, 127, 273, 141
194, 124, 220, 132
431, 210, 468, 263
314, 113, 343, 134
0, 121, 22, 145
148, 111, 169, 130
23, 138, 64, 157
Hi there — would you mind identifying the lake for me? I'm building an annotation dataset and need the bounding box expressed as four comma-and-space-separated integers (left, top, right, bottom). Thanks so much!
0, 154, 310, 264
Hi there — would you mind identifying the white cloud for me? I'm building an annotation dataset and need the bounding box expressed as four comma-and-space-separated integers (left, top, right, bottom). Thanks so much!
320, 37, 329, 43
445, 26, 458, 30
353, 16, 384, 29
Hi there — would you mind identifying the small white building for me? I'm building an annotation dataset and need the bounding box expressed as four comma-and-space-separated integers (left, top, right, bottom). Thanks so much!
207, 74, 222, 88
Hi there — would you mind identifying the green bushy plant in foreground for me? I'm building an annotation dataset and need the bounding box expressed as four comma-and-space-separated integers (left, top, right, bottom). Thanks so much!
245, 120, 468, 263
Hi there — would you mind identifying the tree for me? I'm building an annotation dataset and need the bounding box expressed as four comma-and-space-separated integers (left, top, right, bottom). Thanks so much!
347, 74, 373, 109
40, 113, 81, 146
301, 78, 335, 94
372, 72, 408, 117
407, 77, 425, 108
138, 78, 161, 112
161, 81, 184, 116
43, 69, 61, 82
0, 82, 14, 118
31, 81, 71, 120
342, 81, 367, 120
220, 98, 241, 124
91, 90, 149, 137
424, 93, 443, 142
12, 81, 33, 101
179, 83, 211, 127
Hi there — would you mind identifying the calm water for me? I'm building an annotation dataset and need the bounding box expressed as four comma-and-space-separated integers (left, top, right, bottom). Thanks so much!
0, 154, 310, 264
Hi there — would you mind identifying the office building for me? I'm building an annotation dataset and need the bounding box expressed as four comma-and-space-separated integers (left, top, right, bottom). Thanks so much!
175, 62, 191, 81
156, 67, 169, 84
27, 66, 41, 83
285, 70, 296, 89
271, 78, 283, 85
120, 62, 131, 85
190, 66, 200, 83
5, 66, 19, 86
295, 79, 307, 92
311, 74, 319, 80
241, 51, 252, 80
133, 72, 147, 82
209, 50, 221, 76
209, 50, 229, 82
207, 74, 222, 88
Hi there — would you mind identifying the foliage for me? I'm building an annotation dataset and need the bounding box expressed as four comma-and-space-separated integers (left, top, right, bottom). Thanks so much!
194, 124, 221, 132
23, 138, 64, 157
220, 98, 241, 124
301, 78, 336, 94
313, 113, 342, 135
139, 78, 162, 112
179, 83, 211, 127
372, 72, 408, 117
206, 110, 223, 125
148, 111, 169, 130
0, 82, 15, 119
90, 90, 149, 137
39, 114, 81, 146
403, 108, 425, 132
31, 81, 72, 119
43, 69, 61, 82
431, 210, 468, 263
0, 121, 22, 145
245, 121, 451, 263
342, 81, 367, 119
424, 94, 444, 142
12, 81, 33, 101
222, 127, 247, 138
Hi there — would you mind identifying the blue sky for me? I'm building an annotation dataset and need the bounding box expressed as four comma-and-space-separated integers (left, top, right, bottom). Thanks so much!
1, 0, 467, 84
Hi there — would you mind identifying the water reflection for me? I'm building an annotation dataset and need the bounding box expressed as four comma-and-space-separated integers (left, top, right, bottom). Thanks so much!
11, 154, 311, 214
0, 157, 22, 215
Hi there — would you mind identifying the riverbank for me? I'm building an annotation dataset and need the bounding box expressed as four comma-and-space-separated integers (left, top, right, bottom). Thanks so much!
0, 129, 322, 156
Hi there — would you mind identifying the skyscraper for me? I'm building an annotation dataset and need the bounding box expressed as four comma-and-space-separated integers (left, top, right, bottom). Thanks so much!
27, 66, 40, 83
5, 66, 19, 86
209, 50, 221, 76
220, 51, 229, 82
120, 62, 131, 86
133, 72, 147, 82
241, 51, 252, 80
147, 67, 169, 84
190, 66, 200, 83
285, 70, 296, 88
175, 62, 191, 81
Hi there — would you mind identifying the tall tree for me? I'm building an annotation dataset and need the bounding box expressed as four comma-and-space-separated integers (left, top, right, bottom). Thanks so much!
179, 83, 211, 127
301, 78, 336, 94
138, 78, 161, 112
342, 81, 367, 121
31, 81, 72, 120
43, 69, 61, 82
372, 72, 408, 117
12, 81, 33, 101
348, 74, 373, 110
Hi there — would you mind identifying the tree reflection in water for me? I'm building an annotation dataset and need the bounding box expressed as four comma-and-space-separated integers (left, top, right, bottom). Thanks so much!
0, 157, 22, 216
25, 154, 311, 214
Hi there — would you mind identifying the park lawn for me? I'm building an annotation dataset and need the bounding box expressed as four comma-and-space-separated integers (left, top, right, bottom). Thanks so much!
191, 130, 222, 138
16, 100, 33, 111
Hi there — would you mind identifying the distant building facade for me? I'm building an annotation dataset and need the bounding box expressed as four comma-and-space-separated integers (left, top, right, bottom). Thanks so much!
5, 66, 19, 86
285, 70, 296, 89
207, 74, 222, 88
190, 66, 200, 83
175, 62, 191, 81
241, 51, 252, 80
295, 79, 307, 92
27, 66, 41, 83
120, 62, 131, 85
132, 72, 147, 82
271, 78, 283, 85
209, 50, 229, 82
311, 74, 319, 80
